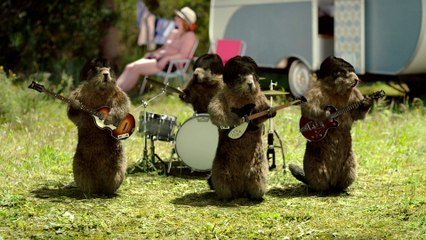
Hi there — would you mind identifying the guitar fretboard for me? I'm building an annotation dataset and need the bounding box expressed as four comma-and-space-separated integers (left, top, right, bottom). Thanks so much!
328, 90, 384, 119
248, 99, 304, 120
329, 101, 363, 119
42, 89, 97, 116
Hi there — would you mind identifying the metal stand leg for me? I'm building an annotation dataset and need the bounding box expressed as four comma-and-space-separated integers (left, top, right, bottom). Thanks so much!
139, 76, 148, 96
274, 129, 286, 173
167, 146, 176, 175
150, 137, 156, 167
128, 134, 157, 173
267, 132, 276, 170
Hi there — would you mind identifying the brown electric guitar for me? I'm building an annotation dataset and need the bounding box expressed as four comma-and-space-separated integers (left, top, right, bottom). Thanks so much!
299, 90, 385, 142
28, 81, 136, 140
228, 97, 306, 139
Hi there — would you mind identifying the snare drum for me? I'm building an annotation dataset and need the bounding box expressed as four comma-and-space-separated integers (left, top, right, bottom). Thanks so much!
140, 112, 177, 141
175, 114, 219, 171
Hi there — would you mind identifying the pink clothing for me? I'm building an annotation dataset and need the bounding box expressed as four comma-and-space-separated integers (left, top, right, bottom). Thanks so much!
117, 30, 196, 92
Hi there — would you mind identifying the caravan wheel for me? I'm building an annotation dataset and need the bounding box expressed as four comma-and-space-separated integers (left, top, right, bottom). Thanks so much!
288, 60, 311, 97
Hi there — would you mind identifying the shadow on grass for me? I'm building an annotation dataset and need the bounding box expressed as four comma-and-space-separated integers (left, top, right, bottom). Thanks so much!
267, 184, 351, 198
31, 183, 118, 200
171, 191, 265, 207
172, 183, 351, 208
127, 161, 211, 180
167, 168, 211, 180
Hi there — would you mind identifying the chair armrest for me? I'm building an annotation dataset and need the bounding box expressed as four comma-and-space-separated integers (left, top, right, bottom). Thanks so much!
163, 58, 191, 74
169, 58, 191, 65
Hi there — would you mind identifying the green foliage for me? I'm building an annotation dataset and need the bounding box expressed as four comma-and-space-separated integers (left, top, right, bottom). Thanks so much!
0, 66, 74, 125
0, 0, 116, 82
0, 67, 41, 124
0, 0, 211, 85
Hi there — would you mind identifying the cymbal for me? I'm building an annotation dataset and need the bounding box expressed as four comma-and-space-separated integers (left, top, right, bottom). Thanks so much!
145, 77, 183, 94
262, 90, 290, 97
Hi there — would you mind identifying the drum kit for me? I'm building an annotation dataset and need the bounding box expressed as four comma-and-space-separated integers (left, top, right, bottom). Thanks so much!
128, 77, 289, 175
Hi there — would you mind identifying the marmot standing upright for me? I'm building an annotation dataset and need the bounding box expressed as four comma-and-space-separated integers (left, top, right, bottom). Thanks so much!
208, 56, 276, 200
289, 56, 373, 192
179, 53, 224, 113
68, 58, 132, 194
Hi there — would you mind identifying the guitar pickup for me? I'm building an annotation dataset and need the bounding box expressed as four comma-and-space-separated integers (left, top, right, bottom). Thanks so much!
117, 133, 130, 139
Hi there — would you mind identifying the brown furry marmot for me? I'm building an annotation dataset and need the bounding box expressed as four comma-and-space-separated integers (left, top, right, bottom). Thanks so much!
67, 58, 131, 195
179, 53, 224, 113
289, 56, 373, 192
208, 56, 276, 200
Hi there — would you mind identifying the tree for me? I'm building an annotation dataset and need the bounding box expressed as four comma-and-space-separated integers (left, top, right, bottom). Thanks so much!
0, 0, 116, 82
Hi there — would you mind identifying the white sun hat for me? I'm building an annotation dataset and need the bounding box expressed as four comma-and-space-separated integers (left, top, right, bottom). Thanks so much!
175, 6, 197, 26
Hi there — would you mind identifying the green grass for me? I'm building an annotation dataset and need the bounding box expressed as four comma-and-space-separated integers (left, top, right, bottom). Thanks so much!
1, 75, 425, 239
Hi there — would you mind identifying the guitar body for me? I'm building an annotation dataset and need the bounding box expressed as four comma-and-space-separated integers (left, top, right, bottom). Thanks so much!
92, 107, 136, 140
112, 114, 136, 140
299, 106, 339, 142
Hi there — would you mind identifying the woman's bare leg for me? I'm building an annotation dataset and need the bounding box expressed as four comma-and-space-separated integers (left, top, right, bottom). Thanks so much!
117, 58, 161, 92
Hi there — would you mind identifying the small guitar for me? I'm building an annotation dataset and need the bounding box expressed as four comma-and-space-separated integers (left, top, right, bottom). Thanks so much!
299, 90, 385, 142
28, 81, 136, 140
228, 97, 306, 139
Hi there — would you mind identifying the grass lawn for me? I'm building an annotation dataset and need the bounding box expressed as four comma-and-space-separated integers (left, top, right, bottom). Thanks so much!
1, 76, 425, 239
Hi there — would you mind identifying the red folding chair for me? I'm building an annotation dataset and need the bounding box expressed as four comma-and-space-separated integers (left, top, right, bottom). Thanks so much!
210, 39, 247, 65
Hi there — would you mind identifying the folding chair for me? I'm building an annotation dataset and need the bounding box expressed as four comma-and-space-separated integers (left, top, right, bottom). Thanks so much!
139, 39, 199, 95
210, 39, 247, 65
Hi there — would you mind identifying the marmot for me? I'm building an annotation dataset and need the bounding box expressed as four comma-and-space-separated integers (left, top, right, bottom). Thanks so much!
289, 56, 373, 192
179, 53, 224, 113
67, 58, 131, 195
208, 56, 276, 200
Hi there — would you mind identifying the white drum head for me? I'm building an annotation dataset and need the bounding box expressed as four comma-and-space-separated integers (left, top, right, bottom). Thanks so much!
175, 114, 218, 171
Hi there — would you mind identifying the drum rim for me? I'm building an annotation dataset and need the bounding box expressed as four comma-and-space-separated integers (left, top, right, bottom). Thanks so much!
143, 111, 177, 121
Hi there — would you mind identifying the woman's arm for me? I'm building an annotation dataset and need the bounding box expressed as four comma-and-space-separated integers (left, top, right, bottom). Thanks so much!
157, 32, 196, 69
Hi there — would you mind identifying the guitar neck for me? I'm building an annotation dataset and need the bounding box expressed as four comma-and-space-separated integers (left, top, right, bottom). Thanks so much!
42, 89, 96, 116
248, 99, 302, 121
329, 90, 384, 119
329, 100, 363, 119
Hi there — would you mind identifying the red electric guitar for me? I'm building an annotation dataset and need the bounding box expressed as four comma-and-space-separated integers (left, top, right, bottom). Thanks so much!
299, 90, 385, 142
28, 81, 135, 140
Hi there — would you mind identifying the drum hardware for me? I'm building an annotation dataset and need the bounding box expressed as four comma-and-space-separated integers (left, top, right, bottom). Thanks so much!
144, 77, 184, 95
128, 86, 170, 174
262, 89, 290, 97
266, 80, 286, 172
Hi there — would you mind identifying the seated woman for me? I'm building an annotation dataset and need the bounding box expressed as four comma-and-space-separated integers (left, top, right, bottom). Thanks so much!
117, 6, 197, 92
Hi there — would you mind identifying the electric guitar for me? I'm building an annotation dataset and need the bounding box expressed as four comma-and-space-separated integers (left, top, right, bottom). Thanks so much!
28, 81, 136, 140
228, 97, 306, 139
299, 90, 385, 142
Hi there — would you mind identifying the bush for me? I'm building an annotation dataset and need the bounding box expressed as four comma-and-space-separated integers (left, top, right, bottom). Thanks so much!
0, 0, 116, 83
0, 66, 74, 125
0, 0, 211, 85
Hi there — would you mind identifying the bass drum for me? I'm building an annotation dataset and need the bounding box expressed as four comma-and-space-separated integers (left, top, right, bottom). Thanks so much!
174, 114, 219, 171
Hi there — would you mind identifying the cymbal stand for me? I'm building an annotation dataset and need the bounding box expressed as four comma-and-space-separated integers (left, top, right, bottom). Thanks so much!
266, 80, 286, 172
128, 86, 167, 173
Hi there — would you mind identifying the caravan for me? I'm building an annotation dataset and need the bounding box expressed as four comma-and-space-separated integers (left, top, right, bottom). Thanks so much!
210, 0, 426, 96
